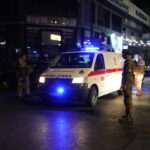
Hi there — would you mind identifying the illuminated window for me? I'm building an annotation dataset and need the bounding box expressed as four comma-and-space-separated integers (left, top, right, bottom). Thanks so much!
50, 34, 61, 41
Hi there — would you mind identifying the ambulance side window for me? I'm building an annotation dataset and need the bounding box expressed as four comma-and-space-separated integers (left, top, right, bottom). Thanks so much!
94, 54, 105, 71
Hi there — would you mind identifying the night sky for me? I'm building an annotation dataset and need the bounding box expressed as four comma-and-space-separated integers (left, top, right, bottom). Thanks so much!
134, 0, 150, 15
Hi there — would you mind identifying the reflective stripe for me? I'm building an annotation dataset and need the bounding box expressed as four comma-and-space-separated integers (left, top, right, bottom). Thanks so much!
88, 68, 123, 77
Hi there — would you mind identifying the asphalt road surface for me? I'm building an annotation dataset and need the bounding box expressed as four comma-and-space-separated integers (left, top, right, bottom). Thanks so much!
0, 78, 150, 150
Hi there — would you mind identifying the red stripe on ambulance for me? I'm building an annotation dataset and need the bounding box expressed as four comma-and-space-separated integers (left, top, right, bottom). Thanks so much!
88, 68, 123, 77
117, 68, 123, 72
88, 70, 106, 77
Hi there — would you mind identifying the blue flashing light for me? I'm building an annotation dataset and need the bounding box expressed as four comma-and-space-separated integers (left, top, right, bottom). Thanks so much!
85, 47, 99, 51
81, 40, 101, 51
82, 40, 101, 51
57, 87, 64, 94
33, 51, 37, 54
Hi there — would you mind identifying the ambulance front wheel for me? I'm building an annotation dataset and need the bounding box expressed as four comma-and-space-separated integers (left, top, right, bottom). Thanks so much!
88, 86, 98, 107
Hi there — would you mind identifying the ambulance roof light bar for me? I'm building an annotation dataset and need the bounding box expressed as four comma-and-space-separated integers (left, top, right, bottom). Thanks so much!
82, 40, 100, 52
85, 46, 99, 51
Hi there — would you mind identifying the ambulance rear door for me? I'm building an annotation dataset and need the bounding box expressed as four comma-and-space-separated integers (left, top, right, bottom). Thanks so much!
103, 52, 123, 93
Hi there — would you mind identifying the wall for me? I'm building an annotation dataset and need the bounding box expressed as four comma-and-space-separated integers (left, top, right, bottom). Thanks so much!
122, 0, 150, 26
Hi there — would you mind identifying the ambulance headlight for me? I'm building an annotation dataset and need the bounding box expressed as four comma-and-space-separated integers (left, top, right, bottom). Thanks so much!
39, 76, 45, 83
72, 77, 84, 83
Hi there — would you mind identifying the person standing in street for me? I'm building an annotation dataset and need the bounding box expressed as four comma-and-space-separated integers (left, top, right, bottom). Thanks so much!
119, 50, 135, 123
16, 54, 33, 98
134, 55, 145, 96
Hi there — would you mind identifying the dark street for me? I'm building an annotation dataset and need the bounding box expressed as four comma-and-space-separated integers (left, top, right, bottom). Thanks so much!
0, 78, 150, 150
1, 0, 150, 149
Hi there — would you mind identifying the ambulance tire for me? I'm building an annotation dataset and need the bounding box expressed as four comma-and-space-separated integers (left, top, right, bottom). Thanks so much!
88, 86, 98, 107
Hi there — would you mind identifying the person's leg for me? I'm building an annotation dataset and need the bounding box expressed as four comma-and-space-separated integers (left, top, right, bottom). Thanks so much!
17, 78, 23, 98
119, 89, 133, 122
124, 89, 133, 121
134, 72, 138, 90
136, 73, 144, 96
25, 77, 30, 95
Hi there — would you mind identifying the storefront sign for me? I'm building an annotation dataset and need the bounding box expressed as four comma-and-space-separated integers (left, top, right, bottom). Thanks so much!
133, 6, 149, 26
107, 0, 129, 13
26, 16, 76, 27
135, 10, 147, 21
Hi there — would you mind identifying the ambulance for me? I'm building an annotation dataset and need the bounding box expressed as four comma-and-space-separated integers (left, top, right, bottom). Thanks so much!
38, 49, 124, 106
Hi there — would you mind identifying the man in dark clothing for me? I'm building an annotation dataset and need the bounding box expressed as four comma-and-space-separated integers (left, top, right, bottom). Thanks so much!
119, 50, 135, 123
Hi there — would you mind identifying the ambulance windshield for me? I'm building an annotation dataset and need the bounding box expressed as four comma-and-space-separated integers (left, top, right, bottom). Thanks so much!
51, 52, 94, 68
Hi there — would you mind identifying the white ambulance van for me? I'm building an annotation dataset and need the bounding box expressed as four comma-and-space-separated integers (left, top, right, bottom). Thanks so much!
38, 50, 124, 106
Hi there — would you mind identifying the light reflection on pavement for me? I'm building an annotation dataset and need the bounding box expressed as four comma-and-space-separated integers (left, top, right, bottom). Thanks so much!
0, 78, 149, 150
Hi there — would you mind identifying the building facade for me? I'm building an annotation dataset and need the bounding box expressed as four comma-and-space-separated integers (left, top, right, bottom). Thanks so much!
0, 0, 150, 66
0, 0, 79, 63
